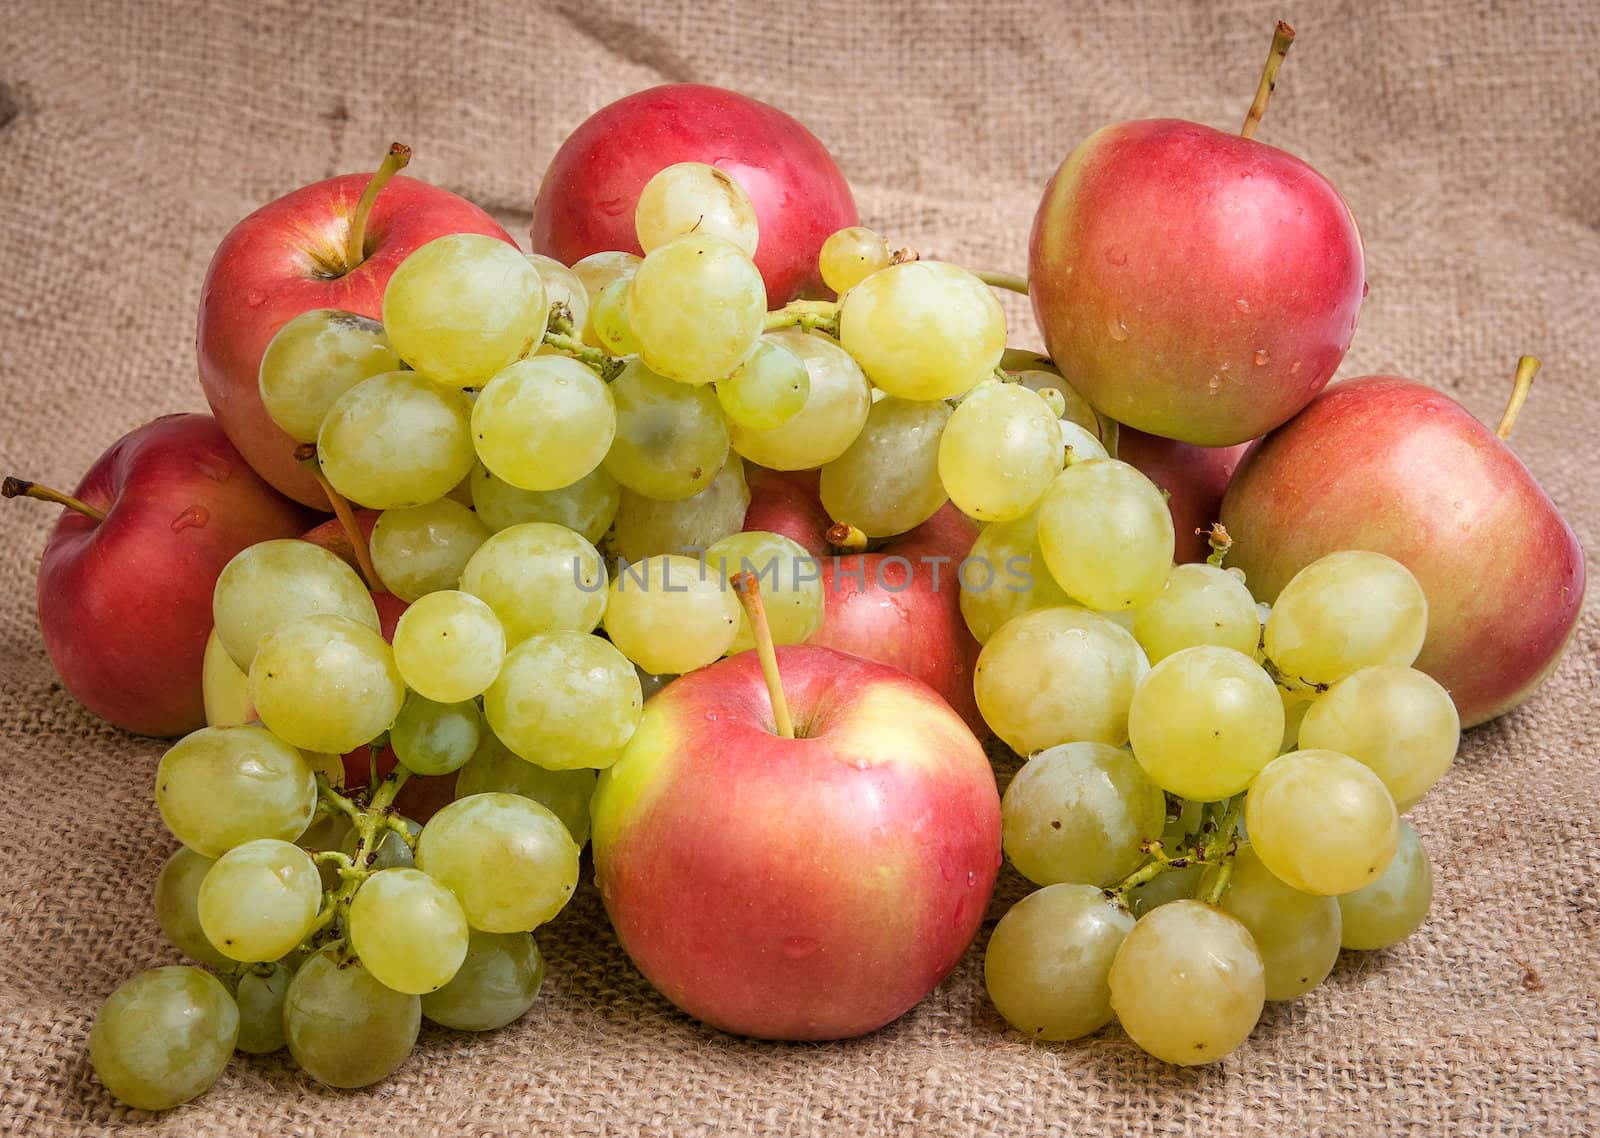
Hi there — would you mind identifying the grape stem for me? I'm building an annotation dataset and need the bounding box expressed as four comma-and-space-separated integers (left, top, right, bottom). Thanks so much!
299, 765, 415, 955
1107, 793, 1245, 910
1, 476, 105, 522
541, 330, 626, 381
294, 444, 383, 592
344, 142, 411, 274
731, 571, 796, 739
763, 299, 839, 336
1495, 355, 1541, 440
1199, 795, 1246, 905
1203, 523, 1234, 567
825, 522, 869, 554
973, 270, 1029, 296
1240, 21, 1296, 140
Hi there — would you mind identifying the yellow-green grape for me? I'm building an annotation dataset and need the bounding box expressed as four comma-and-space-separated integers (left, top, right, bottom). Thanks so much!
483, 632, 643, 770
938, 383, 1064, 522
1059, 420, 1110, 463
603, 554, 741, 675
234, 962, 292, 1054
527, 252, 590, 334
317, 371, 476, 510
258, 309, 401, 443
1037, 458, 1175, 611
973, 606, 1148, 754
421, 929, 546, 1031
370, 498, 490, 603
820, 396, 951, 538
1339, 819, 1433, 949
340, 818, 420, 873
1279, 685, 1318, 753
283, 944, 420, 1088
1246, 749, 1400, 896
382, 233, 548, 389
1001, 742, 1166, 887
635, 161, 760, 256
249, 613, 405, 754
705, 530, 824, 653
155, 725, 316, 856
198, 838, 322, 962
299, 810, 353, 890
984, 883, 1134, 1042
610, 457, 750, 563
571, 251, 641, 348
1108, 900, 1265, 1066
471, 462, 620, 542
1127, 647, 1284, 800
1128, 863, 1206, 916
416, 793, 581, 932
213, 538, 378, 671
1263, 551, 1429, 688
347, 868, 470, 995
1004, 349, 1110, 441
603, 359, 730, 500
589, 277, 641, 356
89, 966, 238, 1111
818, 226, 892, 294
455, 731, 598, 846
390, 692, 482, 777
1297, 665, 1460, 810
391, 590, 507, 704
837, 260, 1006, 401
716, 340, 811, 430
457, 522, 608, 645
472, 356, 616, 492
1213, 844, 1342, 1001
729, 330, 872, 470
958, 514, 1072, 644
1133, 563, 1261, 664
153, 847, 232, 968
629, 233, 767, 384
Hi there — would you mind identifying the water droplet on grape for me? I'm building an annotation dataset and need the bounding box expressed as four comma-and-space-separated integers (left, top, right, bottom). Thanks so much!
1253, 349, 1270, 367
1105, 246, 1128, 266
171, 505, 209, 533
1107, 317, 1129, 342
782, 935, 820, 959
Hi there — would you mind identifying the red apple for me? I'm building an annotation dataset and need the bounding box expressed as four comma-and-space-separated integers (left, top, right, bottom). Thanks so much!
6, 413, 311, 737
1116, 426, 1252, 563
530, 84, 858, 305
1220, 366, 1586, 726
591, 645, 1001, 1040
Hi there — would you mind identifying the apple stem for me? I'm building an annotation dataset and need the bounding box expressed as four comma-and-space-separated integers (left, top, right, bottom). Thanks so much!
293, 444, 383, 592
1240, 21, 1296, 140
1, 476, 105, 523
825, 522, 869, 554
1495, 355, 1542, 440
973, 270, 1029, 296
343, 142, 412, 274
731, 571, 796, 740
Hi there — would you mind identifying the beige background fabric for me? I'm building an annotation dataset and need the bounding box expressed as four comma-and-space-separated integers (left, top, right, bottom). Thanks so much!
2, 0, 1598, 1133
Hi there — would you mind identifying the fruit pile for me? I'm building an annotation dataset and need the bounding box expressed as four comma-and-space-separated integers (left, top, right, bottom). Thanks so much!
5, 25, 1585, 1112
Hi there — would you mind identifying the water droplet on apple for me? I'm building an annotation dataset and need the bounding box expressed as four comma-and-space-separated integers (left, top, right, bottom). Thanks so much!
246, 291, 266, 308
950, 898, 967, 929
965, 870, 977, 887
1453, 500, 1464, 510
1107, 317, 1129, 342
195, 454, 232, 482
782, 936, 820, 959
1207, 375, 1222, 394
1253, 349, 1270, 367
854, 759, 868, 771
1362, 281, 1370, 298
1290, 360, 1302, 374
939, 851, 958, 882
1235, 298, 1251, 314
1105, 246, 1128, 267
597, 197, 629, 217
171, 505, 209, 533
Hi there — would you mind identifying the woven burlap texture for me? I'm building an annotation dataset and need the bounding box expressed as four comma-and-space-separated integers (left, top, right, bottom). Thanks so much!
2, 0, 1597, 1134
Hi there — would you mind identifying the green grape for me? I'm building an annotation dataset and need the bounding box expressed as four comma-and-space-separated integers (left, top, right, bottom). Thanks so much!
89, 966, 238, 1111
471, 462, 620, 542
198, 839, 322, 962
391, 692, 482, 776
455, 732, 597, 846
457, 522, 608, 645
705, 530, 825, 652
589, 276, 641, 356
153, 847, 232, 968
473, 356, 617, 492
1011, 363, 1108, 441
284, 944, 420, 1088
729, 329, 871, 470
213, 538, 378, 671
299, 810, 353, 890
1059, 420, 1110, 462
258, 309, 401, 443
156, 725, 316, 857
416, 793, 581, 932
1298, 665, 1460, 810
484, 632, 643, 770
391, 589, 507, 703
602, 359, 730, 500
571, 251, 641, 348
837, 260, 1006, 401
318, 371, 476, 510
347, 868, 470, 995
603, 554, 742, 675
1339, 819, 1433, 949
1133, 563, 1261, 664
370, 498, 490, 603
1037, 458, 1175, 611
1127, 864, 1205, 916
973, 606, 1147, 755
1001, 742, 1166, 887
1246, 749, 1400, 896
984, 883, 1134, 1041
1108, 900, 1265, 1065
527, 252, 590, 334
1127, 646, 1284, 800
1262, 551, 1428, 687
958, 514, 1072, 644
340, 818, 421, 872
610, 457, 750, 563
250, 613, 405, 754
421, 929, 546, 1031
382, 233, 547, 389
819, 396, 951, 538
818, 226, 892, 295
716, 339, 812, 430
1279, 685, 1318, 753
629, 234, 766, 384
1212, 844, 1341, 1001
938, 382, 1064, 522
234, 962, 292, 1054
635, 161, 760, 256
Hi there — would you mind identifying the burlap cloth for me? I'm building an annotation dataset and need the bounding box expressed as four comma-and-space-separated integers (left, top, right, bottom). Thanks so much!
1, 1, 1596, 1133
